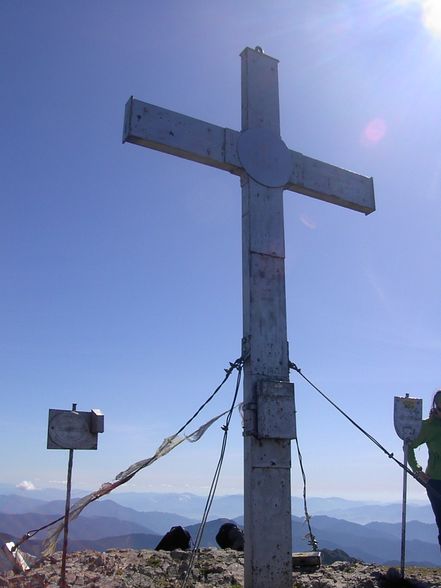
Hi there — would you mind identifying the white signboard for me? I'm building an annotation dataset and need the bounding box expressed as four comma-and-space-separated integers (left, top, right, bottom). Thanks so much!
394, 396, 422, 442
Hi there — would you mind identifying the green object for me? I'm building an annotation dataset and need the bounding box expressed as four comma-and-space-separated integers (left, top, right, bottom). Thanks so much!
408, 418, 441, 479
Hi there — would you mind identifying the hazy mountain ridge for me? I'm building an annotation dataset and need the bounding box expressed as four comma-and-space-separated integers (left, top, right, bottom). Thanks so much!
0, 512, 156, 540
304, 515, 439, 566
0, 496, 197, 535
0, 485, 431, 521
311, 502, 434, 524
366, 520, 438, 543
0, 491, 439, 567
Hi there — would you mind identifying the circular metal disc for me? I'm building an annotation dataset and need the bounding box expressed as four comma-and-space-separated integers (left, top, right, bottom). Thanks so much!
49, 412, 89, 449
238, 128, 292, 188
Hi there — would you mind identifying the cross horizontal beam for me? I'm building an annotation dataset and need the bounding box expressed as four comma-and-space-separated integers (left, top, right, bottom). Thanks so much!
123, 98, 240, 174
288, 152, 375, 214
123, 97, 375, 215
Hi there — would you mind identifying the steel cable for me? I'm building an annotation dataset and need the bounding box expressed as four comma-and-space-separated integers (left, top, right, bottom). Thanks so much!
181, 362, 243, 588
294, 437, 319, 551
289, 361, 427, 488
8, 356, 245, 555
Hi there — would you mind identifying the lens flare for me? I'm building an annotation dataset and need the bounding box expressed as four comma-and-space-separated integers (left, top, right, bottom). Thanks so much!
299, 213, 317, 230
361, 118, 387, 146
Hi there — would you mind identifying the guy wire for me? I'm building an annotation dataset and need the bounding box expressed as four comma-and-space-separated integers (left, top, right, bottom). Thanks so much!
289, 361, 426, 487
181, 361, 243, 588
10, 356, 246, 553
294, 437, 319, 551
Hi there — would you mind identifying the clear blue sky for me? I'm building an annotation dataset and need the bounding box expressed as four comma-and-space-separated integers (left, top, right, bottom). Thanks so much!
1, 0, 441, 503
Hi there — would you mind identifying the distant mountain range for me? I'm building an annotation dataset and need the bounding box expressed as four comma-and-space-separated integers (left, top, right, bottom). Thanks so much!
0, 484, 432, 523
0, 489, 438, 568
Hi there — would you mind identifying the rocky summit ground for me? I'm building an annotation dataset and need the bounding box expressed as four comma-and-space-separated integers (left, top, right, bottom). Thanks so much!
1, 548, 441, 588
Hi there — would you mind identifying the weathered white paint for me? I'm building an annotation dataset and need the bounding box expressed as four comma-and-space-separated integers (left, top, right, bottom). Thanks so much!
256, 381, 296, 440
123, 103, 375, 214
240, 46, 294, 588
288, 152, 374, 214
123, 99, 241, 173
394, 396, 422, 442
124, 46, 375, 588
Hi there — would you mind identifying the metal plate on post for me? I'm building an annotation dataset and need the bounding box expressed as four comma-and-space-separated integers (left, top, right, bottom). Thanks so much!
394, 396, 422, 442
238, 128, 292, 188
256, 380, 296, 440
47, 409, 99, 450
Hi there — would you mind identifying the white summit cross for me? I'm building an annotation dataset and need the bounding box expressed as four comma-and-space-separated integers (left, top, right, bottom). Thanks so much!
123, 46, 375, 588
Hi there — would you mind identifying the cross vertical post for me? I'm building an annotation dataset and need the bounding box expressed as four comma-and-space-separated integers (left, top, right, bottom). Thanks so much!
240, 47, 294, 587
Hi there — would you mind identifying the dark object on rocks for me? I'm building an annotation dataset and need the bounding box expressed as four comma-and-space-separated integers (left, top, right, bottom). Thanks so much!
155, 526, 191, 551
375, 567, 434, 588
215, 523, 244, 551
385, 567, 402, 583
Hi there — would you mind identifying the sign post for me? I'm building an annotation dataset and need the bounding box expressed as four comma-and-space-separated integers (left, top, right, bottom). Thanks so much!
47, 404, 104, 587
394, 394, 422, 578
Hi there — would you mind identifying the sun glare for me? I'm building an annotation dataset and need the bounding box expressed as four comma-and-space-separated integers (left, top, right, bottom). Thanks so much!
395, 0, 441, 37
421, 0, 441, 37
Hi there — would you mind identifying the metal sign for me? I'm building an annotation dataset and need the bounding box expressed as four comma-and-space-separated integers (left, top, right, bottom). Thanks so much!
394, 394, 423, 580
47, 404, 104, 587
394, 396, 422, 442
47, 408, 104, 450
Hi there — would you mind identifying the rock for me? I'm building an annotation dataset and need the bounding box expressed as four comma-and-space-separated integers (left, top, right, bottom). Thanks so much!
0, 548, 440, 587
320, 548, 359, 565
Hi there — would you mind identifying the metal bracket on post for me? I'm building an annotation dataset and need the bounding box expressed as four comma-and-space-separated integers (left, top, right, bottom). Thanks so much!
256, 380, 296, 440
241, 337, 250, 363
242, 402, 257, 437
